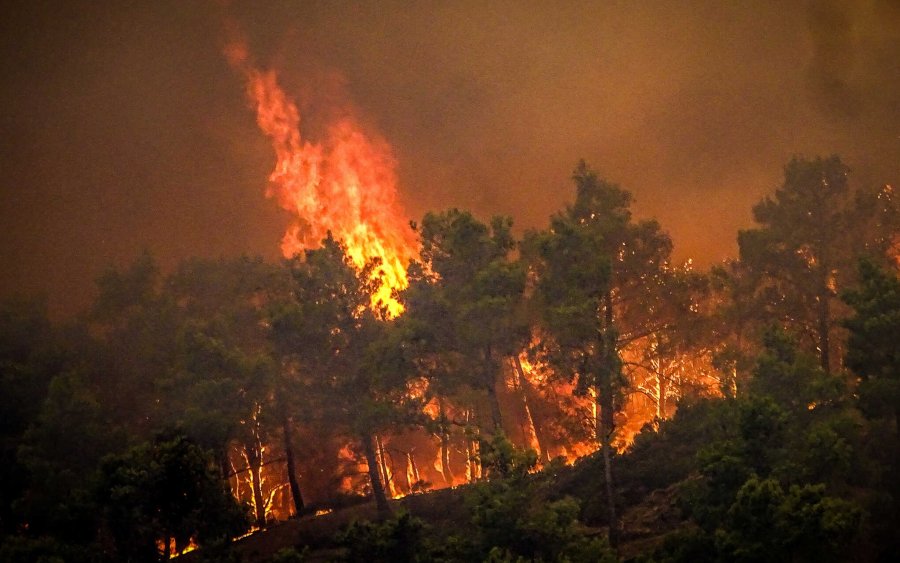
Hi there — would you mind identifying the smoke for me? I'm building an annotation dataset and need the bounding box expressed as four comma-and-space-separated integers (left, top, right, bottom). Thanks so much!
0, 1, 898, 316
806, 0, 861, 119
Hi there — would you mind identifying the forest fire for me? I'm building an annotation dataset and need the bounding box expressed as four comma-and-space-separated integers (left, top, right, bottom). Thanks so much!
5, 4, 900, 561
224, 37, 416, 316
209, 29, 746, 542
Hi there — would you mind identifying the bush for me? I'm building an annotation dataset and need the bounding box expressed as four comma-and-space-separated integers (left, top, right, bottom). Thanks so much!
336, 511, 429, 563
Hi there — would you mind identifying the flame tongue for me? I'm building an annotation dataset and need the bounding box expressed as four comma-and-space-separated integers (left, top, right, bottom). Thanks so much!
227, 39, 415, 316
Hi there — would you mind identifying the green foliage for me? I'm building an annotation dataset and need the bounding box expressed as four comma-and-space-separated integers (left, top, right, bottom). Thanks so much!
459, 480, 615, 563
667, 326, 876, 559
662, 477, 862, 563
843, 258, 900, 410
272, 234, 412, 432
645, 528, 719, 563
97, 435, 248, 561
842, 257, 900, 556
527, 202, 612, 372
403, 209, 527, 432
797, 416, 856, 486
736, 396, 787, 475
442, 447, 616, 563
0, 298, 71, 536
15, 371, 121, 542
92, 250, 160, 322
337, 511, 429, 563
719, 477, 861, 562
748, 328, 843, 412
679, 440, 750, 530
478, 433, 538, 480
737, 156, 898, 372
621, 398, 739, 500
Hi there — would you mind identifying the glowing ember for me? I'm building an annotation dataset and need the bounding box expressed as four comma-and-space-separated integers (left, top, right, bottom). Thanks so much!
225, 36, 416, 316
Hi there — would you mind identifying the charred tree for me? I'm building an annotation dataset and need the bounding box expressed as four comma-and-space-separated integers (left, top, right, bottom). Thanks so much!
437, 398, 454, 485
242, 439, 267, 529
362, 433, 391, 519
513, 354, 546, 460
281, 417, 304, 517
484, 360, 504, 433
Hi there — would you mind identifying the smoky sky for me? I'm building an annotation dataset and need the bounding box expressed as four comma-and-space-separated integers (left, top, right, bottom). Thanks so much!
1, 0, 898, 316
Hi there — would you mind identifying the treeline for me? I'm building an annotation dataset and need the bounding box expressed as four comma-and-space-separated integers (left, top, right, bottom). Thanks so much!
1, 156, 897, 561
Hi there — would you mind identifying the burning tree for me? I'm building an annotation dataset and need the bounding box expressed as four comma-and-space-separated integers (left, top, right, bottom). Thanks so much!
225, 33, 417, 317
525, 161, 683, 545
403, 209, 528, 430
625, 262, 719, 423
271, 235, 420, 518
161, 257, 294, 528
526, 163, 622, 546
738, 156, 899, 374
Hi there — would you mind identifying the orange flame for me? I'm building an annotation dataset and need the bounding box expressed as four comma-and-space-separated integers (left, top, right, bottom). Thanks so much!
225, 36, 416, 316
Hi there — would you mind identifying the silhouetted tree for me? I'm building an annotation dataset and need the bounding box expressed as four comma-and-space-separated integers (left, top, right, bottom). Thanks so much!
405, 209, 527, 434
738, 156, 898, 373
98, 435, 248, 561
272, 235, 417, 518
526, 162, 637, 546
162, 256, 290, 527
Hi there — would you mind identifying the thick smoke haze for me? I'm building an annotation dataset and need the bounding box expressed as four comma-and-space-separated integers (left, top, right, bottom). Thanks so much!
1, 0, 897, 316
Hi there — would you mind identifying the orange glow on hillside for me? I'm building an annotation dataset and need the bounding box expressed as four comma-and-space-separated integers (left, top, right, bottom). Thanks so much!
225, 36, 416, 316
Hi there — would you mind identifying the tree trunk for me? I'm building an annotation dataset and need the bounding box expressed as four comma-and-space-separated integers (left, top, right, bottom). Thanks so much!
596, 391, 619, 547
282, 417, 304, 517
466, 437, 481, 482
599, 290, 619, 548
513, 355, 546, 460
376, 434, 398, 498
362, 433, 391, 518
485, 380, 503, 433
406, 451, 421, 492
438, 398, 454, 485
243, 441, 267, 528
483, 346, 503, 433
218, 446, 231, 482
465, 409, 482, 482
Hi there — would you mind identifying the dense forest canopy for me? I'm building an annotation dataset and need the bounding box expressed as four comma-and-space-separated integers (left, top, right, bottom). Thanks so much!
2, 156, 898, 561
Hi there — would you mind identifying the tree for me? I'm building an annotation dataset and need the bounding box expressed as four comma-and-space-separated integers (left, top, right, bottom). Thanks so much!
16, 370, 123, 544
453, 439, 616, 563
708, 260, 770, 398
738, 156, 898, 373
717, 476, 861, 562
89, 252, 180, 437
272, 234, 416, 518
843, 258, 900, 423
0, 298, 67, 536
162, 256, 293, 527
843, 259, 900, 552
627, 263, 717, 420
98, 435, 248, 561
405, 210, 527, 434
527, 161, 671, 545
